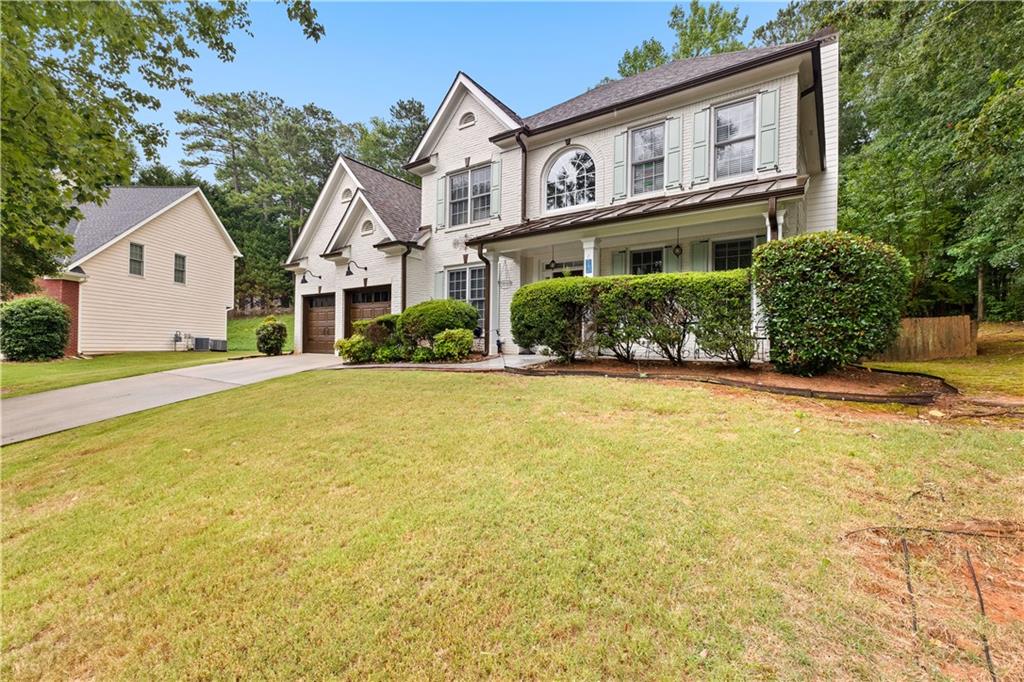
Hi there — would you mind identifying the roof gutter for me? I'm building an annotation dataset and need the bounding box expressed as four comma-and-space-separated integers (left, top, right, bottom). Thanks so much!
489, 38, 821, 144
810, 44, 827, 171
476, 243, 492, 353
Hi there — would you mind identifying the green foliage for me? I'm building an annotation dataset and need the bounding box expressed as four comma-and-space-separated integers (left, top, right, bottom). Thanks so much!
593, 277, 650, 362
334, 334, 375, 364
668, 0, 748, 59
692, 273, 757, 367
618, 38, 670, 78
352, 99, 429, 185
398, 300, 478, 346
410, 347, 435, 363
752, 232, 911, 375
749, 1, 839, 46
432, 329, 475, 362
372, 345, 408, 363
361, 314, 401, 346
510, 277, 601, 363
0, 1, 322, 297
0, 296, 71, 361
255, 316, 288, 356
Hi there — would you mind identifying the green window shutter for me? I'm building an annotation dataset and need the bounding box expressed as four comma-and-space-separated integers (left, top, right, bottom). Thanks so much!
435, 177, 446, 228
433, 271, 445, 299
489, 159, 501, 218
612, 132, 627, 199
757, 89, 780, 171
665, 116, 682, 189
663, 246, 682, 273
691, 109, 710, 185
691, 240, 709, 272
611, 251, 627, 275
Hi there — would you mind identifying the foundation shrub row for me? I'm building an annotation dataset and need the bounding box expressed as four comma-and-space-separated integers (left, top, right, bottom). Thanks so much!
335, 299, 478, 364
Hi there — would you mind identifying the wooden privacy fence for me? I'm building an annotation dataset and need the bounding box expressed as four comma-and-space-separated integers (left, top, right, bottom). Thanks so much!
873, 315, 977, 362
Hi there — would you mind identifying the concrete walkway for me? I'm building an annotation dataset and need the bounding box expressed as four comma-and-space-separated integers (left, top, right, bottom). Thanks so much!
1, 354, 342, 445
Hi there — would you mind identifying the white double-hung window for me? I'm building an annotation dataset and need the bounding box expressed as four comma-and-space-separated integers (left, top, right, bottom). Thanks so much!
714, 99, 756, 179
448, 265, 486, 333
631, 123, 665, 194
449, 166, 491, 226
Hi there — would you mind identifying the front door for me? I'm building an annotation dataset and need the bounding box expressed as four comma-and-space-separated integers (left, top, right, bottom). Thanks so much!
303, 294, 336, 353
345, 285, 392, 337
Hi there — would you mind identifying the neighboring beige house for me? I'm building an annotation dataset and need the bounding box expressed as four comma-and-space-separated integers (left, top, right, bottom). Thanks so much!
42, 186, 240, 355
289, 31, 839, 356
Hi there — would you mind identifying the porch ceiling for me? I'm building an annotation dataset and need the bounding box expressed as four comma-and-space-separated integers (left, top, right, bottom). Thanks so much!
467, 174, 807, 248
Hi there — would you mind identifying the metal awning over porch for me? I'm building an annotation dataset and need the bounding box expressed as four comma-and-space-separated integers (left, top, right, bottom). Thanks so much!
467, 175, 807, 247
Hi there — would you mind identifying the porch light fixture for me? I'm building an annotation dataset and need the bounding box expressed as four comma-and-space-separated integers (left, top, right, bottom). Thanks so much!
345, 260, 368, 277
546, 245, 557, 271
672, 228, 683, 258
299, 270, 321, 284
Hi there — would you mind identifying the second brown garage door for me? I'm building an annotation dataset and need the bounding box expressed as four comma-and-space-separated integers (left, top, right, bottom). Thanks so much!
345, 286, 391, 337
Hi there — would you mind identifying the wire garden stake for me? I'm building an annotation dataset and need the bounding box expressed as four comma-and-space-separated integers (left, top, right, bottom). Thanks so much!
964, 550, 997, 681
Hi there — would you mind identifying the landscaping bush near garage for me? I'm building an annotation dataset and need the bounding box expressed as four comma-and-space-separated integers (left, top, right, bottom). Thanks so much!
0, 296, 71, 361
397, 299, 478, 346
511, 271, 755, 365
753, 232, 911, 376
255, 316, 288, 356
335, 302, 479, 364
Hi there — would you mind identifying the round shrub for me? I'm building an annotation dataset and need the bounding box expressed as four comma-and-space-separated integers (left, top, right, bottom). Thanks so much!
397, 299, 478, 346
510, 277, 602, 362
752, 232, 911, 375
0, 296, 71, 360
432, 328, 474, 361
410, 346, 435, 363
335, 334, 374, 363
255, 315, 287, 356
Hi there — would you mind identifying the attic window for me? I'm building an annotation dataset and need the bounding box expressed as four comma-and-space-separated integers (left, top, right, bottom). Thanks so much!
459, 112, 476, 129
360, 220, 374, 235
341, 188, 353, 202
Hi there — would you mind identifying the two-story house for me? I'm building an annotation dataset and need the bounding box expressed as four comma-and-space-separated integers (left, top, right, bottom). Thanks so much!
287, 31, 838, 355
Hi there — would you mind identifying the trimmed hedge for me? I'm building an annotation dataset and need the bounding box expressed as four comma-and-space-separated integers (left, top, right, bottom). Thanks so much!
0, 296, 71, 361
752, 232, 911, 375
510, 271, 754, 365
433, 328, 474, 361
255, 315, 288, 355
335, 334, 375, 363
397, 299, 478, 346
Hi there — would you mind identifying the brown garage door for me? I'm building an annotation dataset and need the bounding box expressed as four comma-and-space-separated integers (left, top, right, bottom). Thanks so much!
345, 286, 391, 337
303, 294, 336, 353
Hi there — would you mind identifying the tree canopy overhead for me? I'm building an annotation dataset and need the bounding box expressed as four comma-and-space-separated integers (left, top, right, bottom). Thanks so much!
0, 0, 323, 297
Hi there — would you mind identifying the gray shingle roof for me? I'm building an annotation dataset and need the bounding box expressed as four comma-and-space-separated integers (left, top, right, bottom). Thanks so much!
344, 156, 422, 241
67, 186, 197, 264
520, 41, 812, 132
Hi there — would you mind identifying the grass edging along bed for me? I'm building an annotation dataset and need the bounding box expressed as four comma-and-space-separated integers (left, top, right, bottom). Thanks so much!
504, 365, 955, 406
851, 364, 961, 395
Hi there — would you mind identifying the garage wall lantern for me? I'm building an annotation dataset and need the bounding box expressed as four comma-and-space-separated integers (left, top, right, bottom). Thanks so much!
299, 269, 321, 284
345, 260, 368, 277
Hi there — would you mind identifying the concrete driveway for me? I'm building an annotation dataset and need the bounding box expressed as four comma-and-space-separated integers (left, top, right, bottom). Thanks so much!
1, 354, 341, 445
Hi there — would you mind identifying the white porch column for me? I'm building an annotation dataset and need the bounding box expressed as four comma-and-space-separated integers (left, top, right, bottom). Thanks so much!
488, 248, 500, 354
581, 237, 600, 277
761, 209, 787, 241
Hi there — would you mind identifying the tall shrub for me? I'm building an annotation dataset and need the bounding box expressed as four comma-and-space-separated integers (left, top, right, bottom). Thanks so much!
255, 315, 287, 356
510, 277, 600, 362
0, 296, 71, 360
692, 270, 756, 367
397, 299, 478, 346
752, 232, 911, 375
593, 277, 648, 362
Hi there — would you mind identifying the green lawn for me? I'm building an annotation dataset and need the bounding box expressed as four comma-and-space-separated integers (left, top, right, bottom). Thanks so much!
868, 322, 1024, 397
0, 351, 255, 399
3, 371, 1021, 679
227, 313, 294, 352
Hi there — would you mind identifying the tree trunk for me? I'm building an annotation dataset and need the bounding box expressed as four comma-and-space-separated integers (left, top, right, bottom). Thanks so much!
977, 265, 985, 322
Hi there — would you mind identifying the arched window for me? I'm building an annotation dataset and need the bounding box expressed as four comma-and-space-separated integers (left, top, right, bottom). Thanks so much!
545, 149, 596, 210
459, 112, 476, 128
341, 188, 353, 202
360, 220, 373, 235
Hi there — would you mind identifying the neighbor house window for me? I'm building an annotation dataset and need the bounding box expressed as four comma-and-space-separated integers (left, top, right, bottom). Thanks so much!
129, 242, 144, 276
174, 254, 186, 284
630, 248, 663, 275
448, 265, 485, 333
546, 149, 596, 210
714, 99, 756, 179
713, 238, 754, 270
449, 166, 491, 226
631, 123, 665, 194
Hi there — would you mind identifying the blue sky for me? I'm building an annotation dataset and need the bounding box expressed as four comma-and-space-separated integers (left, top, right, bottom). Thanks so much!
140, 2, 786, 176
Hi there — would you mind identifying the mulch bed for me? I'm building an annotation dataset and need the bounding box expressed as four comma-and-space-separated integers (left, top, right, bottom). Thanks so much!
508, 359, 957, 405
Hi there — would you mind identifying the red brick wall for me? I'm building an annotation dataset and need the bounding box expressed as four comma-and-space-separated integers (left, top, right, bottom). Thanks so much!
30, 278, 80, 356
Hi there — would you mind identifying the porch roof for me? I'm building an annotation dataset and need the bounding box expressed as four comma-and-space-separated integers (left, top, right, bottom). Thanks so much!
467, 175, 807, 247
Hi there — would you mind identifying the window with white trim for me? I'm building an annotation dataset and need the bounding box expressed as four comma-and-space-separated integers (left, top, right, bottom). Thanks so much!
631, 123, 665, 194
459, 112, 476, 128
129, 242, 144, 276
449, 166, 490, 226
714, 99, 756, 179
545, 149, 596, 210
360, 220, 373, 235
173, 253, 186, 284
448, 265, 485, 333
713, 238, 754, 270
630, 248, 663, 275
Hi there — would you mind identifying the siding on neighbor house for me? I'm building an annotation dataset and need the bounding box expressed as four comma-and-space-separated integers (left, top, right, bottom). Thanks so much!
77, 193, 236, 353
803, 37, 839, 232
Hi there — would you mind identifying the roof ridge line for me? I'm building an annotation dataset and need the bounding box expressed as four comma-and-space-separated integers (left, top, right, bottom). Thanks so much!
342, 155, 422, 191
